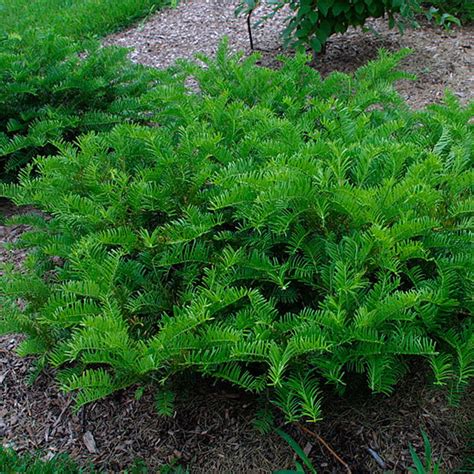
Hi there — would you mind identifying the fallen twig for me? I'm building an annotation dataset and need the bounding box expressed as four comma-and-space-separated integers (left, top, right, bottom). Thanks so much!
297, 423, 352, 474
53, 397, 73, 428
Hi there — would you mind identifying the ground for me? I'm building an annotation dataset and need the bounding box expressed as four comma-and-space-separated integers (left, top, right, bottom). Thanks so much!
1, 1, 474, 472
105, 1, 474, 108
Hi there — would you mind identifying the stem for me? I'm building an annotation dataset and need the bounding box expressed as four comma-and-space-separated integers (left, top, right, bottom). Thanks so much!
247, 10, 254, 50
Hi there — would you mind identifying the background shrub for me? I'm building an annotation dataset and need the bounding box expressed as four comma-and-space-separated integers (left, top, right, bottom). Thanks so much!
427, 0, 474, 23
0, 33, 160, 180
1, 45, 472, 421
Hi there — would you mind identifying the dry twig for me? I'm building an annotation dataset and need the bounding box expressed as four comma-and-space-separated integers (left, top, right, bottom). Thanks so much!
297, 423, 352, 473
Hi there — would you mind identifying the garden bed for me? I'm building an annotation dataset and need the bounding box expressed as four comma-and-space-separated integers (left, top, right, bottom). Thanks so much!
1, 331, 471, 471
105, 0, 474, 108
1, 1, 474, 472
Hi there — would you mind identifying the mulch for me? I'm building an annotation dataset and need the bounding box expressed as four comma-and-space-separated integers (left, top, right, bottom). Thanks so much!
104, 1, 474, 108
2, 3, 474, 471
1, 327, 472, 472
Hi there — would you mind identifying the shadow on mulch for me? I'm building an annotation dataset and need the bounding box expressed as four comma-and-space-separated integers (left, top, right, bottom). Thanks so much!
1, 332, 472, 473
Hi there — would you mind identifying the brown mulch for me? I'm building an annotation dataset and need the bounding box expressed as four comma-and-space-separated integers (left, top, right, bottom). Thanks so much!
2, 6, 474, 472
0, 199, 32, 274
1, 328, 472, 473
104, 1, 474, 108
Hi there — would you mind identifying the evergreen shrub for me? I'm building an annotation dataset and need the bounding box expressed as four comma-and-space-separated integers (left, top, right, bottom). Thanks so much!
0, 33, 159, 180
0, 0, 168, 40
0, 446, 87, 474
1, 45, 473, 421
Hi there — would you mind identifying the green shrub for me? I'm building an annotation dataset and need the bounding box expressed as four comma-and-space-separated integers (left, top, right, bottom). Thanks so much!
427, 1, 474, 23
1, 45, 473, 422
241, 0, 421, 53
0, 33, 160, 180
0, 446, 87, 474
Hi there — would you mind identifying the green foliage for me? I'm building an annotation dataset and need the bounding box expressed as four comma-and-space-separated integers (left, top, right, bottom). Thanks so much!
275, 429, 317, 473
240, 0, 422, 53
0, 33, 160, 180
0, 446, 150, 473
408, 429, 441, 474
155, 388, 175, 417
0, 0, 170, 182
427, 1, 474, 23
1, 44, 473, 423
0, 0, 168, 39
424, 6, 461, 30
0, 446, 89, 474
159, 463, 189, 474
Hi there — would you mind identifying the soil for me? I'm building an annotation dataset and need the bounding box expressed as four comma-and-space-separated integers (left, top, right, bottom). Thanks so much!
2, 3, 474, 472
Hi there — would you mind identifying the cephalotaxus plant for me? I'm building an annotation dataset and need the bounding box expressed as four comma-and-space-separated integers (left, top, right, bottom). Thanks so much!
0, 32, 160, 180
1, 43, 473, 421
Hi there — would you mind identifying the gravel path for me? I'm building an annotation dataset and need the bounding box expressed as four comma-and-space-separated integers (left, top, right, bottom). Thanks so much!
105, 0, 474, 108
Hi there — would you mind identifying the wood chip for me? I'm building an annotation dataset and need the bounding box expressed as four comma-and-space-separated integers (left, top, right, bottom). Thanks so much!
0, 371, 8, 384
104, 2, 473, 109
82, 431, 98, 453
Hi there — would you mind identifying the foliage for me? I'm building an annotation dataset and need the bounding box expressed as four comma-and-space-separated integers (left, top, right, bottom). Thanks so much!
0, 0, 168, 39
0, 446, 154, 473
275, 429, 317, 473
0, 446, 89, 474
0, 33, 160, 180
408, 429, 441, 474
424, 6, 461, 30
159, 463, 189, 474
274, 428, 445, 473
239, 0, 422, 53
426, 1, 474, 23
1, 44, 473, 423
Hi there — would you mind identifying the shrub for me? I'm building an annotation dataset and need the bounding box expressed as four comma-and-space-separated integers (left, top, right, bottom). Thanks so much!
1, 45, 473, 422
427, 0, 474, 23
0, 446, 87, 474
0, 33, 160, 180
240, 0, 421, 53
